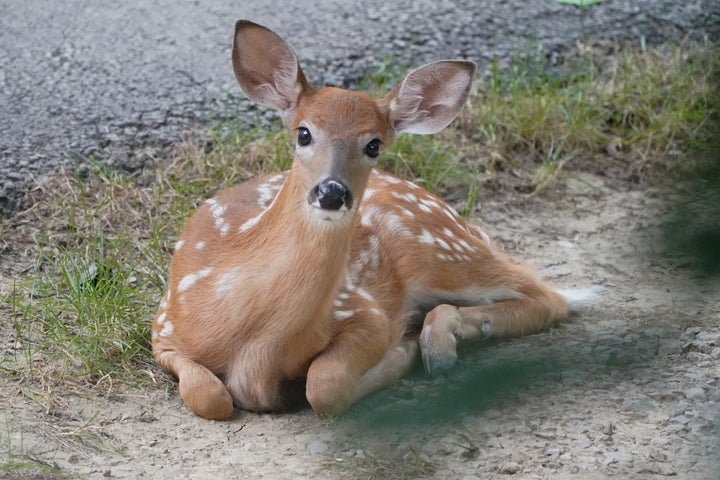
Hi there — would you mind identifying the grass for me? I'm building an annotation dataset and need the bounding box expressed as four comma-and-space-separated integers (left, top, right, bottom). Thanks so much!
1, 38, 718, 400
468, 39, 719, 189
327, 445, 436, 480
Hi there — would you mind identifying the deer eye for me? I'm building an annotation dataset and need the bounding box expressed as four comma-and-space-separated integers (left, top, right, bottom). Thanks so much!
297, 127, 312, 146
364, 138, 381, 158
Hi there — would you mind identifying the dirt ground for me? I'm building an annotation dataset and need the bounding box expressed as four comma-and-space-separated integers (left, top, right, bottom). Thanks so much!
1, 165, 719, 479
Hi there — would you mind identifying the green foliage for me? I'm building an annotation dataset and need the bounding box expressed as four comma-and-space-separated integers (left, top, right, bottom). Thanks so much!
469, 40, 720, 190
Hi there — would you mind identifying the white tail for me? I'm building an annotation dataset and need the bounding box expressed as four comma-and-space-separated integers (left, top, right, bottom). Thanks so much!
152, 20, 577, 419
559, 286, 604, 312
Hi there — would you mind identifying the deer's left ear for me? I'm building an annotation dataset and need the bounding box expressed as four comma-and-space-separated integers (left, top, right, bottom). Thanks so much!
383, 60, 476, 136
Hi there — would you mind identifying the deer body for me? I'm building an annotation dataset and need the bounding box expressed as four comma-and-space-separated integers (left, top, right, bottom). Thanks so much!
152, 20, 577, 420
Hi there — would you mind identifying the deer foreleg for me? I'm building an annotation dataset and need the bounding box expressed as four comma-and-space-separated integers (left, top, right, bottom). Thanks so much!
156, 351, 234, 420
305, 309, 395, 417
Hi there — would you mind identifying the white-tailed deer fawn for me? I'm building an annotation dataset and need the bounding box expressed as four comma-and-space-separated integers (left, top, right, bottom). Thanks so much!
152, 20, 597, 420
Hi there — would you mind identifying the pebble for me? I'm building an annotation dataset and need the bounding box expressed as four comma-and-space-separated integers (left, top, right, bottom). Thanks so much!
673, 400, 691, 416
650, 436, 670, 448
603, 451, 633, 465
497, 462, 521, 474
308, 440, 329, 455
685, 387, 706, 401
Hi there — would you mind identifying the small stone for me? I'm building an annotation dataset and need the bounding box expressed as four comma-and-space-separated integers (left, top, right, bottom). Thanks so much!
497, 462, 521, 474
561, 369, 588, 386
673, 400, 691, 416
685, 387, 706, 401
484, 409, 502, 419
308, 439, 328, 455
603, 451, 633, 465
710, 347, 720, 360
545, 447, 564, 456
650, 436, 670, 447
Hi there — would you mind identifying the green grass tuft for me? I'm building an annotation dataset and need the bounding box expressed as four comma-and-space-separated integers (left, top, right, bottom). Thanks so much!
468, 39, 720, 189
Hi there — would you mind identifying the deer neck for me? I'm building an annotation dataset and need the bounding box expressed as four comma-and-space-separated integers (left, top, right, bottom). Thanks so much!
243, 166, 356, 310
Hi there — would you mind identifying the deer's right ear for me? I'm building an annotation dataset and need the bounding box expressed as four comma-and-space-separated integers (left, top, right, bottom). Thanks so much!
232, 20, 311, 125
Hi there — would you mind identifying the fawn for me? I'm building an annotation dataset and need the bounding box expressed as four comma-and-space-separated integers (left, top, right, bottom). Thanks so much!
152, 20, 596, 420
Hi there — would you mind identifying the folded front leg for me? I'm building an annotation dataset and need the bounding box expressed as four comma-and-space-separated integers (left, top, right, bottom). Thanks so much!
306, 303, 394, 417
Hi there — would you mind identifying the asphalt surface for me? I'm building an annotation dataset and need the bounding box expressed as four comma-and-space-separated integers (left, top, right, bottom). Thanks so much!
1, 0, 718, 212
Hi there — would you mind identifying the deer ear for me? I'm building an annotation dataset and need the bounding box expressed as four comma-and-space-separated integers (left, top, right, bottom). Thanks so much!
232, 20, 312, 125
384, 60, 476, 136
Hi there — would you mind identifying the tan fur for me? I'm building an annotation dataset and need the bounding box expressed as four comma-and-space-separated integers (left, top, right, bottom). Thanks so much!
151, 20, 570, 419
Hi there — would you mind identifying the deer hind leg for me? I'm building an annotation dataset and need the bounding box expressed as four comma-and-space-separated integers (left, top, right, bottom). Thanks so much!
156, 351, 234, 420
419, 269, 569, 377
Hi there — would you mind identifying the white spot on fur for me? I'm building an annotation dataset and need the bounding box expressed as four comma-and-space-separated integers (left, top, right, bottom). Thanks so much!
456, 238, 476, 253
357, 288, 374, 302
174, 240, 185, 252
239, 214, 262, 232
418, 204, 432, 214
159, 320, 174, 337
442, 227, 457, 239
195, 241, 206, 250
472, 225, 492, 246
337, 292, 350, 300
333, 299, 344, 308
257, 183, 274, 209
216, 267, 242, 298
435, 236, 453, 252
268, 173, 285, 184
177, 266, 214, 293
360, 204, 382, 228
239, 181, 286, 233
344, 272, 357, 292
481, 319, 493, 336
369, 308, 381, 316
159, 293, 169, 310
420, 198, 440, 209
442, 207, 459, 221
362, 188, 378, 201
334, 310, 356, 321
417, 229, 436, 245
383, 212, 411, 238
399, 207, 416, 218
156, 312, 167, 325
391, 191, 418, 203
206, 198, 230, 236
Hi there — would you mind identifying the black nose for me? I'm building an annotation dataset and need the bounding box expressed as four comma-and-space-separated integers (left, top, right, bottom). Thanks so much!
309, 179, 352, 211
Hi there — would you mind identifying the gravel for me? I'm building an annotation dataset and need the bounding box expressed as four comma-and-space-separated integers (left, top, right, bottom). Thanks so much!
1, 0, 718, 212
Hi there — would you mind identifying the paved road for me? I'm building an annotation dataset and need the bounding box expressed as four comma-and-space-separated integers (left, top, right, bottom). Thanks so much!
1, 0, 717, 211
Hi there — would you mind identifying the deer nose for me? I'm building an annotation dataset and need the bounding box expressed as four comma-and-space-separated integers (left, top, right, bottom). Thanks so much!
309, 178, 352, 211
